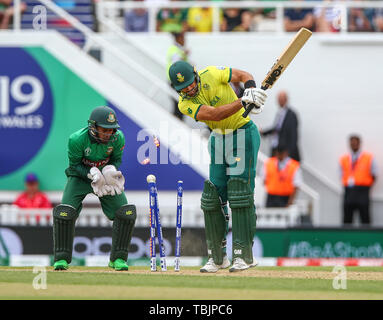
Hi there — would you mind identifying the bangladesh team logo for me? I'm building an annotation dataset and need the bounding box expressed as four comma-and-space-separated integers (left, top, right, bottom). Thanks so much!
107, 112, 115, 122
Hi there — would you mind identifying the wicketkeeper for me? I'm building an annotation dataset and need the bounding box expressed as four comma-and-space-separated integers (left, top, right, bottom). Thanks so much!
169, 61, 267, 272
53, 106, 136, 271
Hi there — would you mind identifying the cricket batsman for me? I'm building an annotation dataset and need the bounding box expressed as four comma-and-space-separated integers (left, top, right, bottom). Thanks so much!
169, 61, 267, 272
53, 106, 136, 271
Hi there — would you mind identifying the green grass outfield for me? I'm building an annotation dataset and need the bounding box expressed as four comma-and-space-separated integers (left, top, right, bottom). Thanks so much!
0, 266, 382, 300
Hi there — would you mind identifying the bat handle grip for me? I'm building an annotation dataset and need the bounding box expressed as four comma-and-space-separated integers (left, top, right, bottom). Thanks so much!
242, 85, 268, 118
242, 104, 255, 118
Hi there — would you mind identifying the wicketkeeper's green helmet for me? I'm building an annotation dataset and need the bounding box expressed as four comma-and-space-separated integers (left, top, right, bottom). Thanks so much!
169, 61, 200, 98
88, 106, 120, 143
88, 106, 120, 129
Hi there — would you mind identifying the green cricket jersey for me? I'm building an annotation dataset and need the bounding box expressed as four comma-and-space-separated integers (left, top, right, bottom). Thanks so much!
178, 66, 250, 133
65, 127, 125, 180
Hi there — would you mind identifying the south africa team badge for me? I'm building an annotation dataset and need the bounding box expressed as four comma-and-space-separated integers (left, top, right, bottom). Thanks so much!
176, 73, 184, 83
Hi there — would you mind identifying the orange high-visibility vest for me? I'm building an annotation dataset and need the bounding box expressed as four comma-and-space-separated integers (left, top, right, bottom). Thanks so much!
340, 152, 374, 187
264, 157, 300, 196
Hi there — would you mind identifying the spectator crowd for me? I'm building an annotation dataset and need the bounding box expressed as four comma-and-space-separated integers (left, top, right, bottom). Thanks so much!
3, 0, 382, 34
123, 0, 383, 33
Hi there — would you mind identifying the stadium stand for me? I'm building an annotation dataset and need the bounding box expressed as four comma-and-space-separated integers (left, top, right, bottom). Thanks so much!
21, 0, 95, 46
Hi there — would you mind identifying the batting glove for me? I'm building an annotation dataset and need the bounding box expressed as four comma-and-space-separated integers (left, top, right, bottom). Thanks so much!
241, 88, 268, 113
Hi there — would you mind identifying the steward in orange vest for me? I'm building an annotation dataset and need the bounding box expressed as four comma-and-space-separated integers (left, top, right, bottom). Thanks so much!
339, 135, 377, 225
339, 152, 374, 188
262, 145, 302, 207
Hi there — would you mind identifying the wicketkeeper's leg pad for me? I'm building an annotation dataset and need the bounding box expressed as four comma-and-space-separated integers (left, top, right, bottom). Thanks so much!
110, 204, 137, 262
201, 180, 227, 265
227, 178, 256, 264
53, 204, 79, 263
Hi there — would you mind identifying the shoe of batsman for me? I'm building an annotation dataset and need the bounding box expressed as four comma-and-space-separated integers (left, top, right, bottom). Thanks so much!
53, 106, 134, 271
200, 256, 230, 273
229, 257, 258, 272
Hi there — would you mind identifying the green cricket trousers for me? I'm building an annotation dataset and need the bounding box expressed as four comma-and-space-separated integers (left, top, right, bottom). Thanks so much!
62, 176, 128, 220
208, 120, 261, 203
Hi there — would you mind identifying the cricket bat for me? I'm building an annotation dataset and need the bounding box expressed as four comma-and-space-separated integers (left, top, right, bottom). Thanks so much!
242, 28, 312, 117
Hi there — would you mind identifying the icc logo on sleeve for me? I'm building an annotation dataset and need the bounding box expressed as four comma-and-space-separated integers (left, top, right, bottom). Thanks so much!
0, 48, 53, 177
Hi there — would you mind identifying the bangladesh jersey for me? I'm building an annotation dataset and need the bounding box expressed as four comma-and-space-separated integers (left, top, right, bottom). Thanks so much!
65, 127, 125, 180
178, 66, 250, 133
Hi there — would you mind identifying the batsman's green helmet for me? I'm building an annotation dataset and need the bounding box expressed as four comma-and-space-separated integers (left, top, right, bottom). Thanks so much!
169, 61, 196, 91
88, 106, 120, 129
